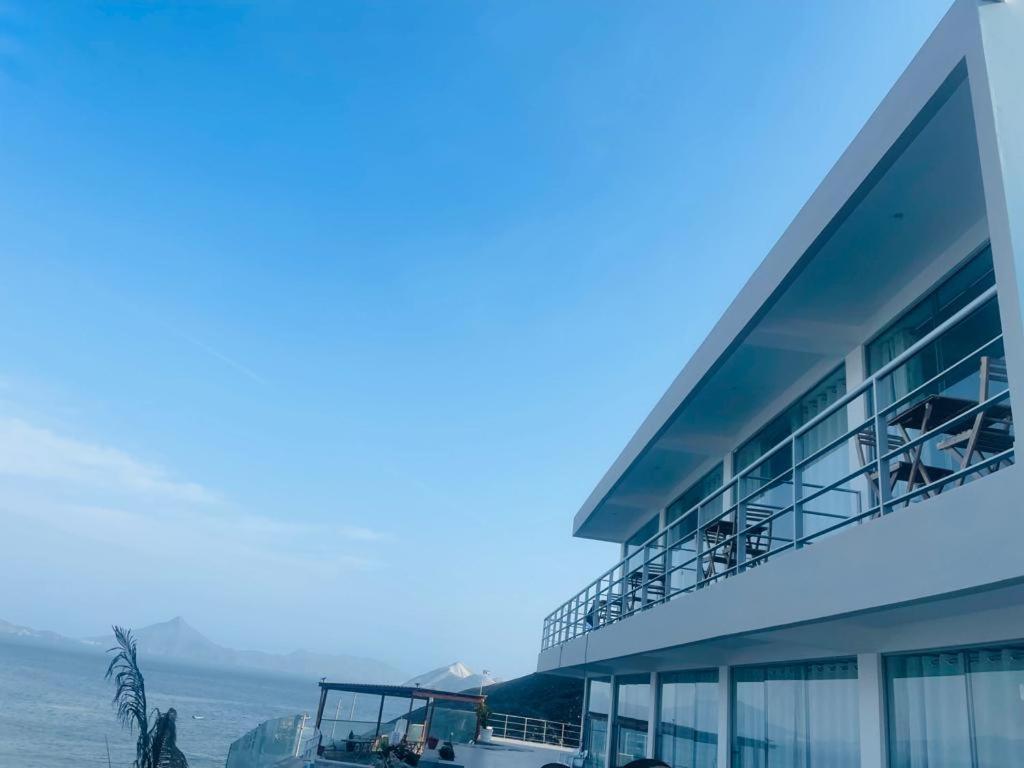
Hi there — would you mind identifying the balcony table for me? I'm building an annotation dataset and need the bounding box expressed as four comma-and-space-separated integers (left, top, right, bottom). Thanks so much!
886, 394, 979, 499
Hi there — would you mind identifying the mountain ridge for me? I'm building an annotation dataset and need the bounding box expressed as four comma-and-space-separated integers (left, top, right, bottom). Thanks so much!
2, 616, 407, 683
403, 661, 499, 693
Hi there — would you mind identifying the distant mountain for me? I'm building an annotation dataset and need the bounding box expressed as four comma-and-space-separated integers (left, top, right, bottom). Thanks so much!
1, 616, 407, 683
0, 618, 86, 650
479, 673, 583, 724
89, 617, 408, 683
403, 662, 500, 693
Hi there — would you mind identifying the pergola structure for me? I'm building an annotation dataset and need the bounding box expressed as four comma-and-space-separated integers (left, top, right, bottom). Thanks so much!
314, 681, 486, 761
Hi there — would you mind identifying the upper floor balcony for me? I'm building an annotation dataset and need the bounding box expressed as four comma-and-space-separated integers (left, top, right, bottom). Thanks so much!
542, 283, 1014, 650
539, 28, 1024, 657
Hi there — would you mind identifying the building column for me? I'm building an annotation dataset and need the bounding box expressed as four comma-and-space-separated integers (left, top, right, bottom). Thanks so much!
716, 666, 730, 768
857, 653, 887, 768
646, 672, 659, 759
605, 676, 617, 768
844, 345, 873, 516
970, 0, 1024, 406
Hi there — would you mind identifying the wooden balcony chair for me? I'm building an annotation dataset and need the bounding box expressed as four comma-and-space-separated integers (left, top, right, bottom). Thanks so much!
856, 427, 953, 507
938, 356, 1013, 483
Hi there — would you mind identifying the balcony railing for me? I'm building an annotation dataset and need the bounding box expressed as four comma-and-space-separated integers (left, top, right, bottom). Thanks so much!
542, 286, 1014, 650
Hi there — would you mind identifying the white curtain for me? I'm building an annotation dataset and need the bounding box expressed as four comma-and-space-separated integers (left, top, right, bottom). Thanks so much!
887, 647, 1024, 768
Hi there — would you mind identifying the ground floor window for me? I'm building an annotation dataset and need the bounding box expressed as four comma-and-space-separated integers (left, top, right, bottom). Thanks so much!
732, 659, 859, 768
657, 669, 718, 768
584, 678, 611, 768
886, 645, 1024, 767
614, 675, 650, 767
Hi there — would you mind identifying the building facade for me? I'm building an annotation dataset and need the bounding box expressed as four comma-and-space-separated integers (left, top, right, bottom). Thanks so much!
536, 2, 1024, 767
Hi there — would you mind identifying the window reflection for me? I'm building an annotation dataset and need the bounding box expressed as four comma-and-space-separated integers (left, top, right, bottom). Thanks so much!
584, 678, 611, 768
733, 660, 859, 768
614, 676, 650, 767
886, 645, 1024, 768
658, 670, 718, 768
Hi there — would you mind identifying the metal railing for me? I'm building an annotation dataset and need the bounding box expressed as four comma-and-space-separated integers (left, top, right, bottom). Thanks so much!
542, 286, 1014, 650
489, 712, 581, 748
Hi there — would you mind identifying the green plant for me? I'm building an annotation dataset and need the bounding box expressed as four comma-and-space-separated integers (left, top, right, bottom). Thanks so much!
475, 701, 491, 729
106, 627, 152, 768
105, 626, 188, 768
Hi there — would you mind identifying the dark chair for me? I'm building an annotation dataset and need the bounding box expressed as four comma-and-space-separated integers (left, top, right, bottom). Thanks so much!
621, 760, 669, 768
938, 356, 1013, 482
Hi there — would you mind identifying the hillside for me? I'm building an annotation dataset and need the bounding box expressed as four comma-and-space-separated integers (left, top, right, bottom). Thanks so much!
478, 672, 583, 725
89, 617, 408, 683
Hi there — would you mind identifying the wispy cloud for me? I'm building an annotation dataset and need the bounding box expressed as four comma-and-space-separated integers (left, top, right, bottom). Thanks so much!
0, 415, 384, 574
0, 417, 218, 504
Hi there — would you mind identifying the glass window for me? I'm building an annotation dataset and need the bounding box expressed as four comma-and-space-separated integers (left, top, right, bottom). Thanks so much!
626, 515, 659, 553
428, 700, 478, 744
584, 678, 611, 768
614, 676, 651, 767
667, 464, 724, 529
886, 645, 1024, 768
868, 245, 995, 374
658, 670, 718, 768
735, 366, 847, 475
733, 659, 859, 768
868, 245, 1001, 406
624, 514, 660, 574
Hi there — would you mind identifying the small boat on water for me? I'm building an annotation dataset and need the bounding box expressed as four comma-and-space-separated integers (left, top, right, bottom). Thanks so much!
192, 714, 205, 720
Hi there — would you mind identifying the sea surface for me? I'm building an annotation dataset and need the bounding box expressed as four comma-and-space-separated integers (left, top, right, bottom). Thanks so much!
0, 640, 319, 768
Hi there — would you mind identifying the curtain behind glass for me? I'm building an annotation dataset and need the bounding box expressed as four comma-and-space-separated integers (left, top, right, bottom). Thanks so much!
887, 646, 1024, 768
585, 679, 611, 768
658, 670, 718, 768
614, 678, 651, 767
733, 660, 858, 768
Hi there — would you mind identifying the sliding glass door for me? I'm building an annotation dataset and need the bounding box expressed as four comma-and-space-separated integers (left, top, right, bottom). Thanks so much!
658, 670, 718, 768
733, 659, 859, 768
584, 678, 611, 768
614, 676, 650, 767
886, 646, 1024, 767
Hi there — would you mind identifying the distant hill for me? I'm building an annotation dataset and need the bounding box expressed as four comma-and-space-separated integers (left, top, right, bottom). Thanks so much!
1, 616, 407, 683
478, 673, 583, 725
0, 618, 87, 650
403, 661, 500, 693
88, 617, 408, 683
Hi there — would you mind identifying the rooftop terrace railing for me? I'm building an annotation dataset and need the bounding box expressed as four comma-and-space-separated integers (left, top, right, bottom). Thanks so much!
489, 712, 581, 748
542, 286, 1014, 651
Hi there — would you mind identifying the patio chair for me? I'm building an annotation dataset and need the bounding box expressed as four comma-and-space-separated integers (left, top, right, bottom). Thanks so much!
626, 561, 666, 609
700, 504, 775, 579
584, 596, 622, 629
855, 427, 953, 506
938, 356, 1013, 483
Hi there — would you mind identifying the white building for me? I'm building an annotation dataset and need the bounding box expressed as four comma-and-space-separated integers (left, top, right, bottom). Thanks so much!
537, 2, 1024, 767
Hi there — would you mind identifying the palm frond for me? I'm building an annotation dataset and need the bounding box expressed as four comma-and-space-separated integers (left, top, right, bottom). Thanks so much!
150, 708, 188, 768
106, 625, 151, 768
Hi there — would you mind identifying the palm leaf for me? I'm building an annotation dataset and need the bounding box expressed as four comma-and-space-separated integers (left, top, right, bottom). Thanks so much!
106, 626, 151, 768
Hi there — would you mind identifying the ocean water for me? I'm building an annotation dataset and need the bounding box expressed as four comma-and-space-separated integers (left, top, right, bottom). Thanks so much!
0, 640, 320, 768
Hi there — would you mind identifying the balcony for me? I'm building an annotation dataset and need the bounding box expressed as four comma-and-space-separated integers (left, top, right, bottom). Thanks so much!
542, 286, 1014, 650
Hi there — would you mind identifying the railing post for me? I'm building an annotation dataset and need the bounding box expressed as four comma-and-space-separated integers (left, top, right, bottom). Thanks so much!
873, 378, 892, 515
641, 543, 650, 607
543, 721, 548, 744
561, 722, 566, 746
735, 476, 747, 572
792, 438, 804, 548
695, 503, 705, 588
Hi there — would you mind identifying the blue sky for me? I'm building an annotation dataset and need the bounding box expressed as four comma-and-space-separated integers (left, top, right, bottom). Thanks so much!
0, 0, 952, 677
